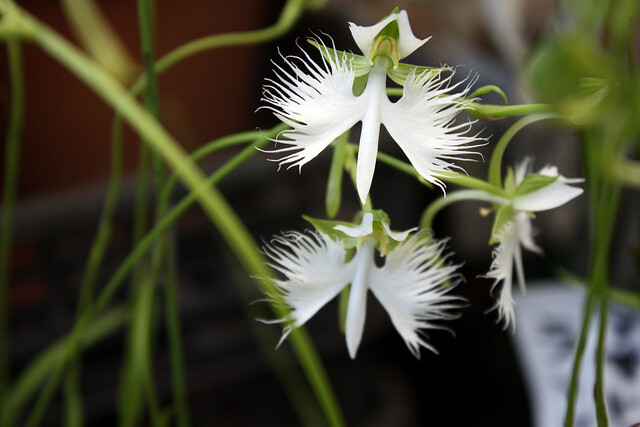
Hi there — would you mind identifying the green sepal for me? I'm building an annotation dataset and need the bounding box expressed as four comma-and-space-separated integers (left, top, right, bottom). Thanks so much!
303, 215, 360, 249
308, 40, 369, 76
369, 209, 391, 225
489, 204, 514, 245
387, 64, 449, 86
503, 167, 516, 194
325, 135, 348, 218
514, 173, 559, 197
466, 85, 508, 104
352, 74, 369, 96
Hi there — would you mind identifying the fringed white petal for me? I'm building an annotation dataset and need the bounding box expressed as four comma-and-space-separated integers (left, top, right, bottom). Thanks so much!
492, 280, 516, 331
263, 231, 354, 330
334, 213, 373, 237
368, 233, 461, 358
348, 10, 429, 59
345, 244, 375, 359
261, 41, 367, 170
381, 70, 484, 192
486, 213, 542, 328
486, 221, 518, 329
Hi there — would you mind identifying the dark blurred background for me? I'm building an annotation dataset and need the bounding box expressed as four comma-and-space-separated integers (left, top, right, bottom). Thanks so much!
0, 0, 594, 425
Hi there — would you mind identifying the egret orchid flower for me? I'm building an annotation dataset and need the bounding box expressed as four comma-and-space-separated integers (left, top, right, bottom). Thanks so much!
263, 213, 461, 358
485, 160, 584, 327
262, 9, 483, 203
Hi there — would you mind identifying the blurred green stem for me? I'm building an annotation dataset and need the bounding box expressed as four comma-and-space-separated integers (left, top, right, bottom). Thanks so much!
488, 114, 555, 187
564, 293, 595, 427
0, 39, 24, 425
128, 0, 309, 97
137, 0, 164, 191
1, 2, 343, 425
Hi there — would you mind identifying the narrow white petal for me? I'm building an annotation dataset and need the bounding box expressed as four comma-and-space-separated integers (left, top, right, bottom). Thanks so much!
381, 70, 484, 192
514, 212, 542, 254
262, 42, 367, 170
334, 212, 373, 237
348, 11, 429, 59
262, 231, 354, 330
394, 10, 430, 59
345, 244, 375, 359
513, 179, 583, 212
356, 64, 387, 203
381, 221, 416, 242
368, 233, 461, 358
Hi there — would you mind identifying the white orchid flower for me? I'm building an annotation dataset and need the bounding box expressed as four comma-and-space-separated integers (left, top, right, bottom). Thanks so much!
263, 213, 460, 358
262, 9, 483, 204
485, 159, 583, 327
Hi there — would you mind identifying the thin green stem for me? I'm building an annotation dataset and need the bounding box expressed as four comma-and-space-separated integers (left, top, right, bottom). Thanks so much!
79, 120, 124, 311
609, 288, 640, 308
375, 150, 507, 197
137, 0, 164, 191
420, 190, 506, 229
5, 5, 342, 425
119, 275, 159, 426
63, 118, 125, 427
488, 114, 555, 187
594, 298, 609, 426
159, 125, 287, 211
375, 149, 432, 187
466, 102, 552, 119
0, 40, 24, 419
128, 0, 309, 97
386, 87, 550, 119
163, 241, 189, 427
564, 292, 595, 427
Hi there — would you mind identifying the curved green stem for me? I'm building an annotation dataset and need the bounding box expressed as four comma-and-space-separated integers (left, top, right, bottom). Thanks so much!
4, 4, 343, 425
129, 0, 309, 97
375, 150, 432, 188
420, 190, 505, 229
375, 150, 507, 197
386, 87, 550, 119
0, 39, 25, 424
488, 114, 555, 187
158, 125, 287, 211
